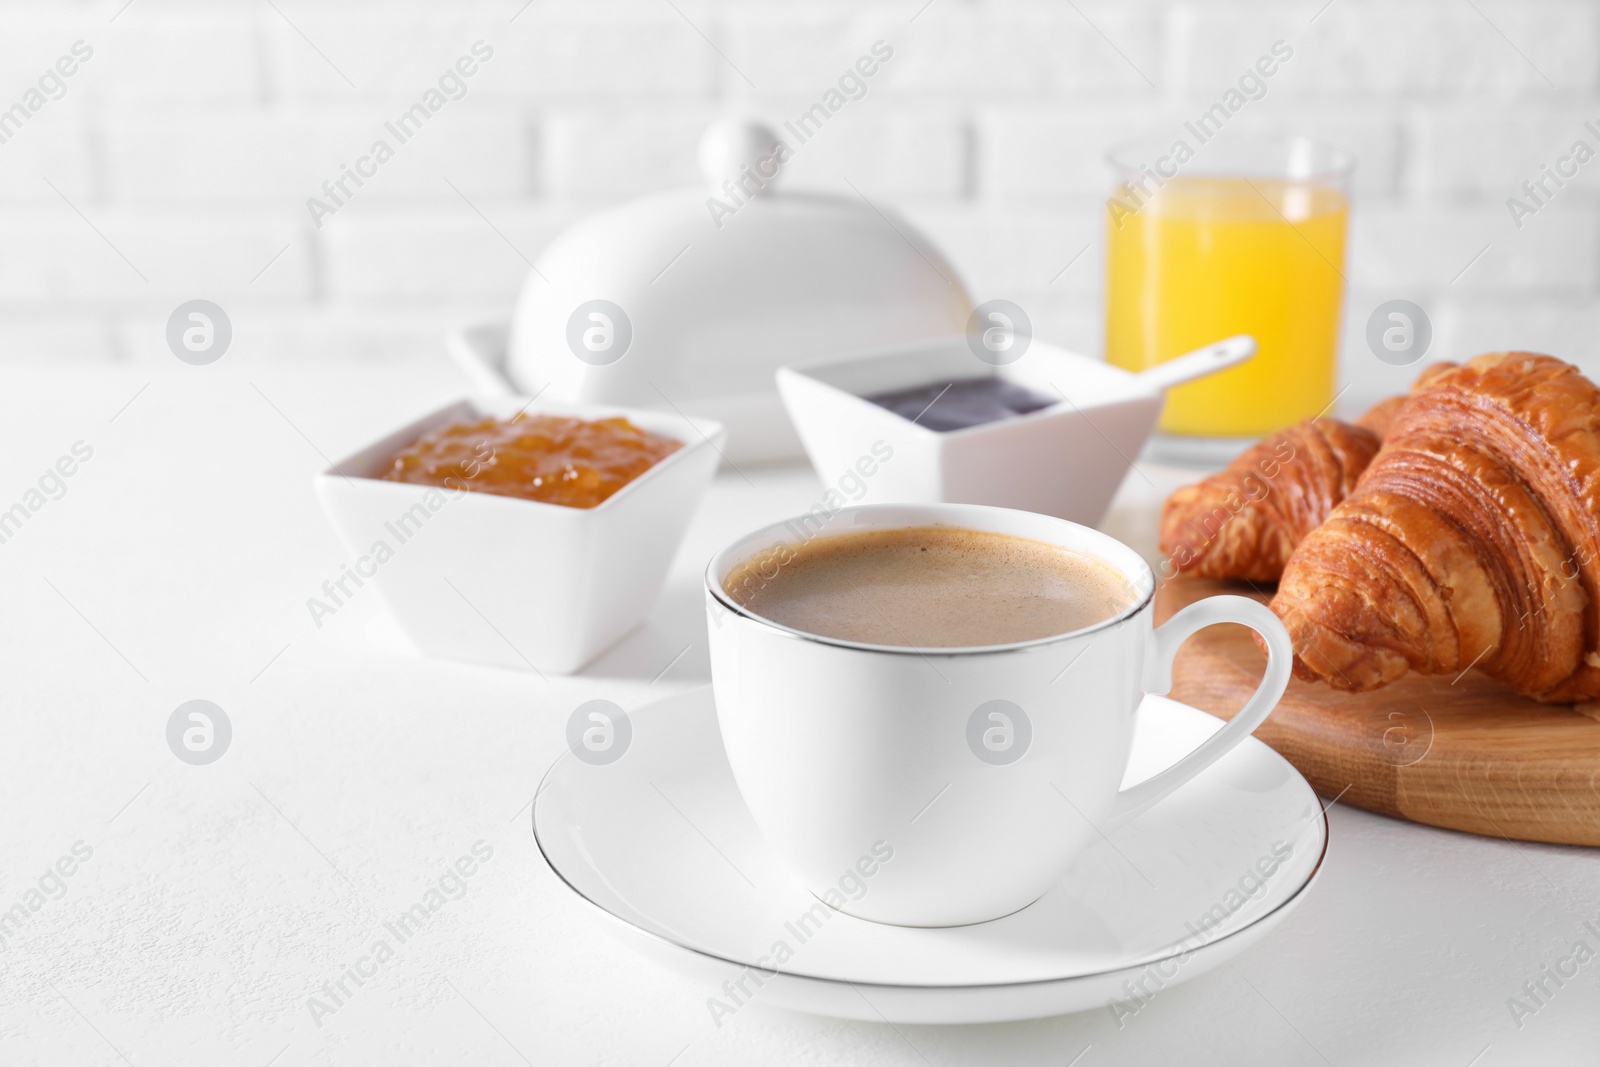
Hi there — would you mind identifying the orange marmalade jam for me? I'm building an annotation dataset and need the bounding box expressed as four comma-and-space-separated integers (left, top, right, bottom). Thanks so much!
379, 414, 682, 508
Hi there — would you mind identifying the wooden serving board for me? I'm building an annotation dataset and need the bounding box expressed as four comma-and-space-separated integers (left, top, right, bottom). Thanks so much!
1158, 578, 1600, 846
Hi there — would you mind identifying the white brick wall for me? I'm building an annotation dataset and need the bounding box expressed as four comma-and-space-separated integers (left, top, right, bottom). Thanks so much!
6, 0, 1600, 406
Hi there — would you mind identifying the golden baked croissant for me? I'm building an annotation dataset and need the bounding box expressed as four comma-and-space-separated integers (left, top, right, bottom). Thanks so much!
1160, 417, 1382, 582
1353, 394, 1406, 438
1272, 352, 1600, 702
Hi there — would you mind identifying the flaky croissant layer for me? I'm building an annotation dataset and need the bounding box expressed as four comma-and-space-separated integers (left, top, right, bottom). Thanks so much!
1271, 352, 1600, 703
1161, 418, 1381, 583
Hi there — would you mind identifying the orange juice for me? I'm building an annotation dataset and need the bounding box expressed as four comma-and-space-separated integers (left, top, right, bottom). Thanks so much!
1105, 176, 1349, 438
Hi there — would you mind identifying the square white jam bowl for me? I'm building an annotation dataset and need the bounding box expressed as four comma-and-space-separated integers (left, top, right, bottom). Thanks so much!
776, 339, 1163, 528
314, 395, 725, 674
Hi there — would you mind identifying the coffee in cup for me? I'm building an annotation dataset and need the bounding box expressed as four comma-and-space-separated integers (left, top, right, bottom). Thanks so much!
721, 525, 1138, 648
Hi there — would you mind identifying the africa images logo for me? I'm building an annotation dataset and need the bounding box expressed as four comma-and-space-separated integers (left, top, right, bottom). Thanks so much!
304, 41, 495, 227
704, 40, 895, 228
305, 840, 495, 1027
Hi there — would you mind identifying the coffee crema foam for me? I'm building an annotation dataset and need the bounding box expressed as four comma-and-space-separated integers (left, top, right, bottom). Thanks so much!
721, 525, 1138, 648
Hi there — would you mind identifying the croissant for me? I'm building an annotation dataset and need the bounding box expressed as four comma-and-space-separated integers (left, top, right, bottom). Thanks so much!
1160, 417, 1383, 582
1353, 394, 1406, 438
1272, 352, 1600, 702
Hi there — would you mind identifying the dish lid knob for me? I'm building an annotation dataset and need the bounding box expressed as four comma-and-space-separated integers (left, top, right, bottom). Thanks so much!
698, 118, 783, 198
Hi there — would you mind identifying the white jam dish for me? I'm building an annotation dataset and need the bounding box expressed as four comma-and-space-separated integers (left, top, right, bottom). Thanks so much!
777, 336, 1253, 526
314, 396, 725, 674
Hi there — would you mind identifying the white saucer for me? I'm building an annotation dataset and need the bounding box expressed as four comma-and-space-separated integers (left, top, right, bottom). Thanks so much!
533, 688, 1327, 1024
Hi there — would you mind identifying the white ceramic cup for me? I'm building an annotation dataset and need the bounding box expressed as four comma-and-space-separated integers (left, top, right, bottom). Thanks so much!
705, 503, 1292, 927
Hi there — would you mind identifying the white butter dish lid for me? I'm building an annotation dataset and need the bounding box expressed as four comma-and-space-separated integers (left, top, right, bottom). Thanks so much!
501, 119, 975, 464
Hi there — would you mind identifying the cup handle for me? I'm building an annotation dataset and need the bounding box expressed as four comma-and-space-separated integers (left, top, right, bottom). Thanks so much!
1105, 594, 1293, 831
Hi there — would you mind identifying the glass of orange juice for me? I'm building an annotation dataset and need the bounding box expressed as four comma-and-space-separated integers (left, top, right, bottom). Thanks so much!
1104, 135, 1354, 461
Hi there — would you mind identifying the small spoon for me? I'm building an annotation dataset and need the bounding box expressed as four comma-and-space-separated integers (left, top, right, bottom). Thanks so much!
1132, 335, 1257, 393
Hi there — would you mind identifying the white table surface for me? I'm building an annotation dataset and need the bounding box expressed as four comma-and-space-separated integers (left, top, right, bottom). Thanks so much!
2, 360, 1597, 1067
